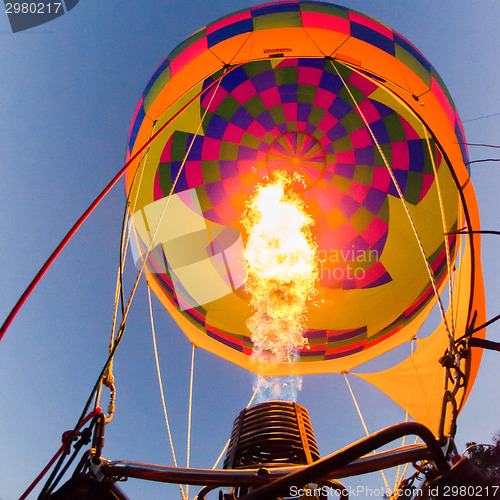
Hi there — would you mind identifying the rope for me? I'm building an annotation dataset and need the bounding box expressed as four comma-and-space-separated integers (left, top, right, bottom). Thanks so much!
211, 377, 264, 469
0, 64, 239, 344
343, 373, 391, 493
330, 59, 454, 350
465, 158, 500, 166
43, 214, 156, 497
130, 67, 227, 308
462, 111, 500, 123
148, 287, 187, 500
95, 145, 151, 416
393, 339, 415, 494
186, 344, 196, 500
131, 71, 227, 500
21, 407, 101, 500
455, 141, 500, 149
424, 128, 456, 348
35, 67, 230, 497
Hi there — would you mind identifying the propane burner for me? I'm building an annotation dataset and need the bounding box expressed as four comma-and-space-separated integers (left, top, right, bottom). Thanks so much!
224, 401, 320, 469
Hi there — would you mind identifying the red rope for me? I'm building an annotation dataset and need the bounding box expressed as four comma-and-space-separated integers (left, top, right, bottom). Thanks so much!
0, 65, 239, 343
19, 407, 102, 500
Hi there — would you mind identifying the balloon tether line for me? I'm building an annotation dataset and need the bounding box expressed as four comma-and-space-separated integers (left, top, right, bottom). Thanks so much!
330, 59, 454, 352
343, 373, 391, 493
148, 286, 187, 500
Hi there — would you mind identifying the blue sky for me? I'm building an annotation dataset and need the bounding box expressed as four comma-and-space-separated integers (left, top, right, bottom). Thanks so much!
1, 1, 500, 499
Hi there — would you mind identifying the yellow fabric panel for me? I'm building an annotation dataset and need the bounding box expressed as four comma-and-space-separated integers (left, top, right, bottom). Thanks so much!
354, 327, 448, 436
353, 215, 485, 434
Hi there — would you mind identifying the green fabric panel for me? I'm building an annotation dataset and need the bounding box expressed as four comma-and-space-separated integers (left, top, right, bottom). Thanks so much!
307, 336, 326, 346
202, 110, 215, 132
428, 240, 445, 263
158, 132, 189, 193
300, 2, 349, 19
339, 108, 365, 133
262, 132, 277, 145
183, 309, 208, 330
347, 249, 381, 272
422, 139, 436, 175
243, 94, 268, 118
219, 141, 239, 160
394, 44, 431, 88
268, 105, 287, 126
374, 143, 392, 168
338, 86, 364, 108
326, 331, 367, 349
298, 354, 325, 362
297, 84, 318, 105
241, 131, 262, 149
274, 65, 298, 86
307, 106, 327, 128
332, 134, 353, 153
383, 114, 406, 142
404, 170, 424, 205
349, 206, 374, 234
243, 60, 271, 78
168, 27, 207, 64
353, 163, 374, 185
376, 196, 389, 220
325, 153, 336, 164
201, 161, 221, 184
253, 11, 302, 31
195, 185, 213, 212
331, 174, 350, 193
213, 94, 241, 121
144, 66, 171, 113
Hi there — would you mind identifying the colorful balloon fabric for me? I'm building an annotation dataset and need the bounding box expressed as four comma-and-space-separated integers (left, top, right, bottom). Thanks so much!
125, 1, 485, 431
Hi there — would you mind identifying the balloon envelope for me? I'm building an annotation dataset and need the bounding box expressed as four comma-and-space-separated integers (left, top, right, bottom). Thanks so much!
125, 1, 485, 432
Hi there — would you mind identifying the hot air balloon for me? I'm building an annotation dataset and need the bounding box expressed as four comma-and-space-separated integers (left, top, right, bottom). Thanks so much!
124, 0, 484, 437
7, 1, 498, 499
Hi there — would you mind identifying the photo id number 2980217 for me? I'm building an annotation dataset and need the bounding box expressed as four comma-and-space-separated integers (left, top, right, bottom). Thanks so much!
4, 2, 62, 14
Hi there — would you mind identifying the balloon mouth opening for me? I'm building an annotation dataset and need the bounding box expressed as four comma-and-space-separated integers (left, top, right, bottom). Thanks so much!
223, 400, 320, 469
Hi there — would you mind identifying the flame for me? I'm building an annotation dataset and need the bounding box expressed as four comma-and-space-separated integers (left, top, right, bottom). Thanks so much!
242, 171, 319, 363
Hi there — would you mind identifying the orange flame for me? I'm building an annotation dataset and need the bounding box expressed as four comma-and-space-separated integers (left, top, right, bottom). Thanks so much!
242, 171, 318, 363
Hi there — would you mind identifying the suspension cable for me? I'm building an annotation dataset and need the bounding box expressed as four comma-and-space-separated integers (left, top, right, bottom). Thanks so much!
343, 373, 391, 493
0, 63, 240, 344
95, 150, 149, 415
211, 377, 264, 470
148, 287, 187, 500
21, 407, 101, 500
392, 338, 416, 494
330, 59, 454, 352
424, 127, 456, 344
33, 65, 234, 498
186, 344, 196, 500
